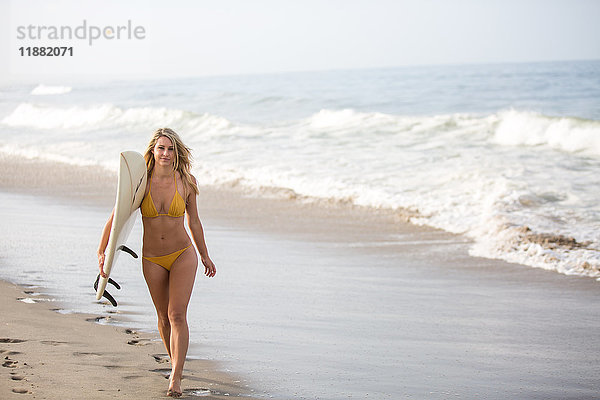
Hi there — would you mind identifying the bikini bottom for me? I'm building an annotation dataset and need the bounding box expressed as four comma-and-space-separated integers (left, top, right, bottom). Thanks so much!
143, 244, 192, 271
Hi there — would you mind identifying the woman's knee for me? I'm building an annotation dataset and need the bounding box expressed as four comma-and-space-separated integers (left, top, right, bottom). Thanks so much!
168, 309, 187, 326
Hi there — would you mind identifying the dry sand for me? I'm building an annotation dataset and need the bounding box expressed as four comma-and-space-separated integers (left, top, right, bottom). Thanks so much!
0, 280, 252, 399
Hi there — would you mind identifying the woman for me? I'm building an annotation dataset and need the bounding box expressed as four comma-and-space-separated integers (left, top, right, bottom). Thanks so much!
97, 128, 216, 397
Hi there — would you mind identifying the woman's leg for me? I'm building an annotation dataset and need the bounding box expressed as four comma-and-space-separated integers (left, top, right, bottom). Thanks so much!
167, 247, 198, 394
142, 260, 172, 357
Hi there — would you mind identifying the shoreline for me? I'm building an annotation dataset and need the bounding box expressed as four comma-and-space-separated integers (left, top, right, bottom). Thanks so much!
2, 154, 600, 399
2, 152, 598, 281
0, 152, 442, 242
0, 154, 261, 398
0, 280, 253, 399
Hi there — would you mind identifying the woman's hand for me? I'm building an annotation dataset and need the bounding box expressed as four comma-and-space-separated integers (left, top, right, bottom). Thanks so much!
97, 209, 114, 279
201, 256, 216, 278
97, 251, 107, 278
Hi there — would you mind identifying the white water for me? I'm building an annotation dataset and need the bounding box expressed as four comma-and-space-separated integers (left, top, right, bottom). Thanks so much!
1, 61, 599, 279
2, 61, 600, 399
30, 84, 72, 96
2, 101, 599, 279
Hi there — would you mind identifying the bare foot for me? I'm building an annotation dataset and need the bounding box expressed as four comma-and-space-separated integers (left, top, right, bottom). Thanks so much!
167, 375, 182, 398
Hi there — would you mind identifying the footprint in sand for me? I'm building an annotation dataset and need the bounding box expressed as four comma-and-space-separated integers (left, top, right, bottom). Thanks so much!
152, 353, 170, 363
0, 350, 22, 356
86, 316, 112, 324
127, 338, 152, 346
1, 341, 30, 394
123, 375, 144, 380
0, 338, 27, 343
184, 388, 212, 397
150, 368, 171, 379
40, 340, 68, 346
3, 357, 19, 369
104, 365, 125, 370
73, 352, 103, 358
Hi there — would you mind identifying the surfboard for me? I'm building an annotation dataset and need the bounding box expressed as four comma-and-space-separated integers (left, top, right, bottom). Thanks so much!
95, 151, 147, 305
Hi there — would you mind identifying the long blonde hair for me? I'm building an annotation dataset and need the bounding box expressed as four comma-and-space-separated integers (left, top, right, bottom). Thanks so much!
144, 128, 199, 195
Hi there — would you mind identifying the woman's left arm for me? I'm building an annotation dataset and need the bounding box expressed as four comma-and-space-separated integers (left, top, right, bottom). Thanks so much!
186, 176, 216, 277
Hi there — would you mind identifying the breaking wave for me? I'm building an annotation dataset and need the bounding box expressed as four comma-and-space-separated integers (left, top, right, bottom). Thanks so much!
30, 84, 72, 95
2, 103, 599, 279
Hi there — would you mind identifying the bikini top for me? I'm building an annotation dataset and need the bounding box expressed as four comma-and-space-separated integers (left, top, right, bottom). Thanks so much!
140, 171, 186, 218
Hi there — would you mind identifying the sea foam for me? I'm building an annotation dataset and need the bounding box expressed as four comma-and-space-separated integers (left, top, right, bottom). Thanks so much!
1, 101, 599, 279
30, 84, 72, 95
0, 103, 231, 134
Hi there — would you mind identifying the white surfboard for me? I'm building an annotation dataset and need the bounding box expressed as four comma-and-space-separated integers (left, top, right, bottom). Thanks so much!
95, 151, 147, 303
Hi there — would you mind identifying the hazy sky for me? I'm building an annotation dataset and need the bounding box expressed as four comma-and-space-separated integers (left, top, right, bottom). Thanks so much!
3, 0, 600, 83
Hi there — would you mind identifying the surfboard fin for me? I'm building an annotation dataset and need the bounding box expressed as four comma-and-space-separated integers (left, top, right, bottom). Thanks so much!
93, 274, 121, 307
118, 245, 138, 259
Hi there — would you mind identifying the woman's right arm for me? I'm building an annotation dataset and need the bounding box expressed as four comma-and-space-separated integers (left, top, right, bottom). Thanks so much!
97, 208, 115, 277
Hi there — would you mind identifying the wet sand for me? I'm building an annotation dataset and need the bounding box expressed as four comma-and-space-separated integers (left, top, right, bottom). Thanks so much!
0, 154, 256, 399
0, 280, 252, 399
1, 154, 600, 399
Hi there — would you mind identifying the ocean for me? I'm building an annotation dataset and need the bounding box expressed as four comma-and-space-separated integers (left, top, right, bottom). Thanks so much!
1, 59, 600, 399
2, 60, 599, 279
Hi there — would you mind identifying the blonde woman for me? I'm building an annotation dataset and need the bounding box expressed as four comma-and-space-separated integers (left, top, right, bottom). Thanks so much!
97, 128, 216, 397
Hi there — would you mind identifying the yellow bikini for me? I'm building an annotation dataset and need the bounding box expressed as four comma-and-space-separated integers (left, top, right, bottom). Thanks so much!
143, 244, 193, 271
141, 171, 191, 271
140, 171, 186, 218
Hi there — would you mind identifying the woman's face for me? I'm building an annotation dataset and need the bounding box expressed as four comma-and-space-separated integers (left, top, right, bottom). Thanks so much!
153, 136, 175, 168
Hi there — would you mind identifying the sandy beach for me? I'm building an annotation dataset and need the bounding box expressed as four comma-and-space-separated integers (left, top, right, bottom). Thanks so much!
0, 280, 251, 399
1, 154, 600, 399
0, 155, 256, 399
